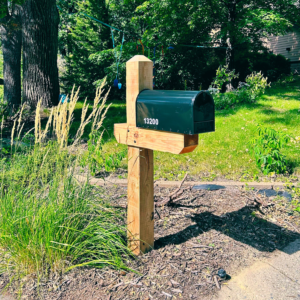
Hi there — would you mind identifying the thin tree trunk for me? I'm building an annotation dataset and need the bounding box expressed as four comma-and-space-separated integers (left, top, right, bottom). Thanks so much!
226, 0, 237, 71
226, 1, 237, 91
22, 0, 60, 108
0, 5, 22, 113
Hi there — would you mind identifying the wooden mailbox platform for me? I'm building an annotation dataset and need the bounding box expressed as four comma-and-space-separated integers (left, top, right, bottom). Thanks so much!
114, 55, 199, 255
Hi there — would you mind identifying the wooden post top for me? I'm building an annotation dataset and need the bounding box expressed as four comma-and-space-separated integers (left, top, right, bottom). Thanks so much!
126, 55, 153, 126
126, 55, 153, 63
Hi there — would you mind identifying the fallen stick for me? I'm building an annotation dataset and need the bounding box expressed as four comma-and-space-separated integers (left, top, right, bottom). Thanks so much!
155, 207, 161, 219
187, 243, 213, 249
171, 196, 188, 203
169, 173, 188, 198
156, 174, 190, 207
214, 276, 221, 289
283, 220, 300, 233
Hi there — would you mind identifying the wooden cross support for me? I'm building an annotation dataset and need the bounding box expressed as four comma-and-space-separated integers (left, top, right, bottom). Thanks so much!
114, 55, 199, 255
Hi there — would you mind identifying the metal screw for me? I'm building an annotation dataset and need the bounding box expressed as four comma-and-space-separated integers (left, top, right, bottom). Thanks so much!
134, 140, 136, 143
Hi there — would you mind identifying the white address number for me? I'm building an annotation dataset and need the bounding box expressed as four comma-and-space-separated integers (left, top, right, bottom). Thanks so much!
144, 118, 159, 125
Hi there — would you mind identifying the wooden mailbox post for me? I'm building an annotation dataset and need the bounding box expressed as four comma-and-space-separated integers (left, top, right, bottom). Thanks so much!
114, 55, 199, 255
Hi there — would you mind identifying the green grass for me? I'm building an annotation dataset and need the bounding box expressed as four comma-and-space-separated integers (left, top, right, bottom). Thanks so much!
70, 101, 126, 141
90, 78, 300, 181
0, 83, 134, 288
0, 142, 131, 282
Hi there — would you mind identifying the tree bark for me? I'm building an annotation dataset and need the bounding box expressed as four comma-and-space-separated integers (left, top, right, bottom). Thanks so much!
22, 0, 60, 108
225, 0, 237, 91
226, 0, 237, 72
0, 5, 22, 112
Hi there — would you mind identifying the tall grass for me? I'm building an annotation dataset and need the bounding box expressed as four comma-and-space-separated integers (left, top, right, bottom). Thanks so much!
0, 82, 131, 284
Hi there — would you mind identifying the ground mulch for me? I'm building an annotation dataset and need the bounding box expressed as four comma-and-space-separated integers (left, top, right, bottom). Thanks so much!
1, 184, 299, 300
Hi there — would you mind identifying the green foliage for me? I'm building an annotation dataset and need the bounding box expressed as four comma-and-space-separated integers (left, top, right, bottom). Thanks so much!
0, 91, 8, 122
292, 195, 300, 212
135, 0, 298, 60
276, 73, 297, 86
0, 52, 7, 122
250, 125, 290, 175
211, 66, 270, 109
0, 143, 131, 281
0, 86, 132, 287
58, 0, 297, 97
104, 149, 127, 172
242, 71, 271, 102
210, 65, 239, 92
58, 0, 111, 98
0, 0, 25, 18
81, 130, 126, 175
235, 52, 291, 83
212, 92, 238, 110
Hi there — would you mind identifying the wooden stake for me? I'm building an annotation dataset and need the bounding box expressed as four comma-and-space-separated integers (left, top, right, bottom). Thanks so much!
127, 147, 154, 254
126, 55, 154, 254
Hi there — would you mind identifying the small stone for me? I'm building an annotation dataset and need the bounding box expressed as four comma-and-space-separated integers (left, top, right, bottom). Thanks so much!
193, 184, 225, 191
218, 269, 227, 279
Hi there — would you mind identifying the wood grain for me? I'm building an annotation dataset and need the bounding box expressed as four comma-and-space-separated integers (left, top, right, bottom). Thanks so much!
126, 55, 153, 126
114, 123, 198, 154
127, 146, 154, 255
125, 56, 154, 255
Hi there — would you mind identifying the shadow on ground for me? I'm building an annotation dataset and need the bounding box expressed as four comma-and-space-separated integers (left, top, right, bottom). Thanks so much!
155, 205, 300, 254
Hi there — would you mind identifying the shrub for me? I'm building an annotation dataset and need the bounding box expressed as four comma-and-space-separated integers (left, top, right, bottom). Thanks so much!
250, 125, 290, 175
234, 51, 291, 83
210, 66, 270, 110
239, 71, 270, 102
275, 73, 297, 86
211, 92, 238, 110
210, 65, 239, 92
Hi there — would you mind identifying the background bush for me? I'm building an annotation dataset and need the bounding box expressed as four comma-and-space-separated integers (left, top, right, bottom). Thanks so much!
235, 51, 291, 84
210, 66, 270, 110
250, 125, 291, 175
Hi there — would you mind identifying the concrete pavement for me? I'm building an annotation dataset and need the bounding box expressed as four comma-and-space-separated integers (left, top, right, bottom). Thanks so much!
215, 239, 300, 300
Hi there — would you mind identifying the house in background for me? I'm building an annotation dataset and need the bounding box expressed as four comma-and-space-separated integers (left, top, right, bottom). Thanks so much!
264, 28, 300, 73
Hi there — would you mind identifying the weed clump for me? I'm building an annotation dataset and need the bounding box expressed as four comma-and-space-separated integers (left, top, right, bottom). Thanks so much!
250, 125, 290, 175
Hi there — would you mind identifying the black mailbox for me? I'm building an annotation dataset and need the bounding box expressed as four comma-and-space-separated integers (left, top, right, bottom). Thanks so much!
136, 90, 215, 135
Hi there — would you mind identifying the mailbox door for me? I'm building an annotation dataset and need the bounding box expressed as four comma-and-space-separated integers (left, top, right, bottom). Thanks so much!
193, 91, 215, 133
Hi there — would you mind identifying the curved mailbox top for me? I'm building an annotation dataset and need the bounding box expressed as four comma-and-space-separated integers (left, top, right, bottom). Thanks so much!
136, 90, 215, 135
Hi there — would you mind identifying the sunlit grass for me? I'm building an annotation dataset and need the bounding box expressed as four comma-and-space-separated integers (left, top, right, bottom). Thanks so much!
97, 78, 300, 181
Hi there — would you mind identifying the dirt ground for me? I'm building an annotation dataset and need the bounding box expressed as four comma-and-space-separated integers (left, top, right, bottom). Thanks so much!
1, 184, 299, 300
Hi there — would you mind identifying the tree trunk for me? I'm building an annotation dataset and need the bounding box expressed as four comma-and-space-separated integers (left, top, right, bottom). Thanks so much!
225, 1, 237, 91
226, 38, 235, 70
22, 0, 60, 108
0, 6, 22, 112
226, 1, 237, 72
